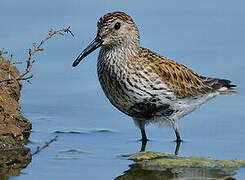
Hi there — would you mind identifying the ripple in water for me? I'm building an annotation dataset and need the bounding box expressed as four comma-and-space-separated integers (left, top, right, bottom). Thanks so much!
53, 128, 116, 134
56, 149, 89, 160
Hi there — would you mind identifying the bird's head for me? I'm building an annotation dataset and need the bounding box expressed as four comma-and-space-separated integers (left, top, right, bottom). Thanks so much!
73, 11, 139, 67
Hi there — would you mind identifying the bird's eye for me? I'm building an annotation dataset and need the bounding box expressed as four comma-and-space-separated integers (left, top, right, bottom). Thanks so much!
114, 22, 121, 30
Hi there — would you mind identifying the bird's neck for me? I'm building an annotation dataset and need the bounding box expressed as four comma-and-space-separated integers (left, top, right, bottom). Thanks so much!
100, 42, 140, 64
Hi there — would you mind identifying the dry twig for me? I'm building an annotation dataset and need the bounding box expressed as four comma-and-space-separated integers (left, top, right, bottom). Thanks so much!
0, 26, 74, 84
0, 48, 8, 56
32, 136, 58, 156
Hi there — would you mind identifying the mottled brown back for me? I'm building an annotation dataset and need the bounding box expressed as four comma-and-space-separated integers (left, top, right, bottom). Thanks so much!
140, 48, 236, 98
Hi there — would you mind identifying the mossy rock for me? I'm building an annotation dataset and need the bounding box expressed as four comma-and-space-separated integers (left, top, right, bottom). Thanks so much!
116, 151, 245, 179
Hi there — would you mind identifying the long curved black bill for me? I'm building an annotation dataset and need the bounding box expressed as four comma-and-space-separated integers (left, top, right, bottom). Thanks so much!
72, 35, 102, 67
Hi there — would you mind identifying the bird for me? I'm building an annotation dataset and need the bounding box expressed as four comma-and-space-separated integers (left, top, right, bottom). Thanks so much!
72, 11, 237, 145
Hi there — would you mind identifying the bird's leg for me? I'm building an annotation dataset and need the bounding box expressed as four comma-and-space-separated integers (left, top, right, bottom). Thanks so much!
174, 140, 181, 155
175, 129, 182, 143
171, 119, 182, 143
133, 118, 148, 151
170, 120, 182, 155
133, 118, 148, 141
140, 136, 147, 152
140, 128, 148, 142
140, 127, 148, 152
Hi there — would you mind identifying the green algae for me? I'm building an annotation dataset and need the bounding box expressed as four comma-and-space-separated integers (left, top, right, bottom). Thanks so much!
117, 151, 245, 179
127, 151, 174, 162
123, 151, 245, 170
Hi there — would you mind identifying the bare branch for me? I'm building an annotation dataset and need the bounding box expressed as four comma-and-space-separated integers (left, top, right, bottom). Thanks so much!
12, 62, 22, 65
32, 136, 58, 156
0, 26, 74, 84
59, 26, 74, 37
0, 48, 8, 56
0, 75, 34, 83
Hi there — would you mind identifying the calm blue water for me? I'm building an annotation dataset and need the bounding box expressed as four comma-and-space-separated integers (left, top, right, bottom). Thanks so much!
1, 0, 245, 179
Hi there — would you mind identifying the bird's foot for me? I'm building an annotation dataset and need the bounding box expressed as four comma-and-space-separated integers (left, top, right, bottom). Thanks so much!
174, 137, 184, 143
139, 137, 150, 141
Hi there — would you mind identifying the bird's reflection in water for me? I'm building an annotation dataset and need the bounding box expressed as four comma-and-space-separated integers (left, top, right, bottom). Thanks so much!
139, 139, 181, 155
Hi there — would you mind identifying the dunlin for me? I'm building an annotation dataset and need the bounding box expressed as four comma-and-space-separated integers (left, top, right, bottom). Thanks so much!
73, 12, 236, 144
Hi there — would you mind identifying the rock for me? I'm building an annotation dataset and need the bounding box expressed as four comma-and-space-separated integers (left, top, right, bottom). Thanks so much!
116, 151, 245, 179
0, 56, 32, 176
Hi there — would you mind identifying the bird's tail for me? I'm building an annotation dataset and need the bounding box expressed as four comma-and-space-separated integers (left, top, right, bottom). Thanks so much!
203, 78, 237, 95
218, 79, 238, 94
217, 79, 237, 95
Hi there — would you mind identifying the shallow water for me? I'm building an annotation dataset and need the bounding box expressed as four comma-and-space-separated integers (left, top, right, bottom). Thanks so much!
1, 0, 245, 179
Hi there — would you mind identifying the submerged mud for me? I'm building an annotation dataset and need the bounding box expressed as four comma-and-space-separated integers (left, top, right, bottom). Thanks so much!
0, 56, 32, 177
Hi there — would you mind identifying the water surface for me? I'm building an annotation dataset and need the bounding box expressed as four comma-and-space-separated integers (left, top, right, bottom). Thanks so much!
1, 0, 245, 179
